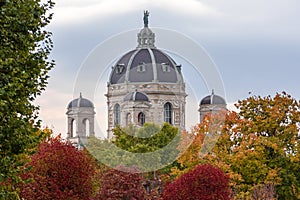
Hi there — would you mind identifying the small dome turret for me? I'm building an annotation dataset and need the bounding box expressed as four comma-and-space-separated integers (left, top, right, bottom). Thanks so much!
199, 90, 226, 122
200, 90, 226, 105
66, 93, 95, 142
68, 93, 94, 109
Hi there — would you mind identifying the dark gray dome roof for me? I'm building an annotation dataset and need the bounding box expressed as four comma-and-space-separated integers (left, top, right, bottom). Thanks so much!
200, 91, 226, 105
109, 23, 183, 85
124, 91, 149, 102
68, 94, 94, 108
109, 48, 183, 85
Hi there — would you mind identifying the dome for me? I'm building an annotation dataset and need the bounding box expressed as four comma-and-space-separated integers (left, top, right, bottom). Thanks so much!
68, 93, 94, 109
124, 91, 149, 102
200, 90, 226, 105
109, 48, 183, 85
108, 11, 183, 85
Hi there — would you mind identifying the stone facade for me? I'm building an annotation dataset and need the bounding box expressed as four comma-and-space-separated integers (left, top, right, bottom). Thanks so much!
106, 13, 186, 139
106, 82, 186, 138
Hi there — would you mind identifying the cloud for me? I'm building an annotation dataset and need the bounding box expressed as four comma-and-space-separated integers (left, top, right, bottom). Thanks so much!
52, 0, 221, 25
151, 0, 221, 18
52, 0, 144, 25
194, 0, 300, 40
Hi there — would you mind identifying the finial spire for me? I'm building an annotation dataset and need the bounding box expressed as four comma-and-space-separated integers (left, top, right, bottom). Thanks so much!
80, 92, 82, 98
143, 10, 149, 27
137, 10, 155, 48
210, 89, 215, 105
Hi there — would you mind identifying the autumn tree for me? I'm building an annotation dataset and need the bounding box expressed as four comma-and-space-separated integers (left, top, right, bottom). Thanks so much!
170, 92, 300, 199
92, 165, 146, 200
163, 164, 231, 200
0, 0, 55, 196
211, 92, 300, 199
19, 136, 97, 200
171, 111, 226, 178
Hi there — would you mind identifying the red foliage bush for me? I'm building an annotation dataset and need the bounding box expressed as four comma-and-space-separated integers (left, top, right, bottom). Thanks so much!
95, 165, 146, 200
162, 164, 231, 200
19, 137, 96, 200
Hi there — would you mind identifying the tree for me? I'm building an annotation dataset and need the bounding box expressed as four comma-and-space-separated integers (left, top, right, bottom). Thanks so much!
93, 165, 146, 200
162, 164, 231, 200
211, 92, 300, 199
19, 136, 97, 200
0, 0, 55, 195
113, 123, 179, 154
86, 123, 181, 198
87, 123, 180, 172
171, 111, 226, 178
113, 123, 181, 186
171, 92, 300, 199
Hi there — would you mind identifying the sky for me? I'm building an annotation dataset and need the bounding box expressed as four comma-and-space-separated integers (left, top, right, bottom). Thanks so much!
36, 0, 300, 137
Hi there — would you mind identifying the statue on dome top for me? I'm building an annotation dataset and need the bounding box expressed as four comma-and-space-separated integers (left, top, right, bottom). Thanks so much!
143, 10, 149, 27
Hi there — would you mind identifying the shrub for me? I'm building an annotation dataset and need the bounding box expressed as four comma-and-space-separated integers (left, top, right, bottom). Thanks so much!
162, 164, 230, 200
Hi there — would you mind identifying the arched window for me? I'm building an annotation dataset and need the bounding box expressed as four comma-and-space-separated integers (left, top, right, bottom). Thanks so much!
114, 104, 120, 125
83, 119, 90, 136
164, 102, 172, 124
71, 119, 76, 137
126, 113, 131, 126
138, 112, 145, 126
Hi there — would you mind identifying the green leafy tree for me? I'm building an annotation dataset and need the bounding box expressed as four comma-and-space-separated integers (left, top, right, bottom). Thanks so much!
113, 123, 176, 152
113, 123, 181, 170
87, 123, 181, 170
0, 0, 55, 196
